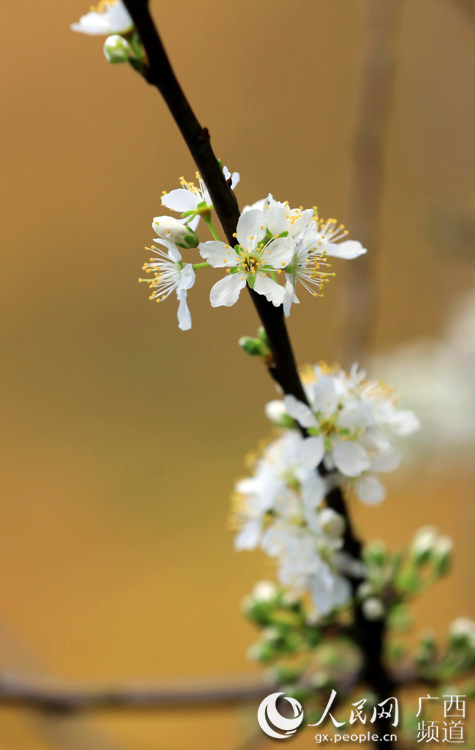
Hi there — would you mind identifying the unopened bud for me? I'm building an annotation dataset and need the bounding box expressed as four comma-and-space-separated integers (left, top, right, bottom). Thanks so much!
357, 581, 374, 601
103, 35, 131, 64
362, 597, 385, 621
239, 336, 264, 357
449, 617, 475, 649
433, 535, 453, 576
247, 641, 276, 663
363, 540, 388, 567
152, 216, 199, 248
264, 399, 294, 427
410, 526, 438, 565
252, 580, 278, 603
257, 326, 270, 350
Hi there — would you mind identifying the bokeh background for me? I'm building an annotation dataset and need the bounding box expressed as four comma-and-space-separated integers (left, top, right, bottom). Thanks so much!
1, 0, 474, 747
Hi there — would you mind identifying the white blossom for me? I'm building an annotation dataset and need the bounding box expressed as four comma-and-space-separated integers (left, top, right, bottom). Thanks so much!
139, 242, 195, 331
199, 209, 294, 307
71, 0, 133, 35
274, 363, 419, 504
282, 220, 366, 314
161, 168, 239, 230
233, 431, 350, 616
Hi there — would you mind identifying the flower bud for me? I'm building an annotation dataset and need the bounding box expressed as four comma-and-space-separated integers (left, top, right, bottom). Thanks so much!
356, 581, 374, 601
362, 597, 385, 621
253, 580, 278, 603
449, 617, 475, 649
247, 642, 276, 663
257, 326, 270, 350
319, 508, 345, 540
264, 399, 293, 426
432, 535, 453, 577
363, 540, 388, 567
152, 216, 199, 248
103, 35, 131, 64
238, 336, 265, 357
410, 526, 439, 565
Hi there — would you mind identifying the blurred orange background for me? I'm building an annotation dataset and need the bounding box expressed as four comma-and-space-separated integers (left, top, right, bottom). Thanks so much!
1, 0, 474, 747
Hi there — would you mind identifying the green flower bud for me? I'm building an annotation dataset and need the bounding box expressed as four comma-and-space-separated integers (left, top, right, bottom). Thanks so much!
419, 628, 437, 654
257, 326, 270, 350
363, 540, 388, 567
238, 336, 265, 357
357, 581, 374, 601
432, 535, 453, 577
448, 617, 475, 649
247, 641, 276, 663
410, 526, 439, 566
103, 35, 132, 64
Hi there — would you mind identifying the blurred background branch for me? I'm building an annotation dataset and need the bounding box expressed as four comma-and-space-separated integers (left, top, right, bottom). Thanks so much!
342, 0, 404, 366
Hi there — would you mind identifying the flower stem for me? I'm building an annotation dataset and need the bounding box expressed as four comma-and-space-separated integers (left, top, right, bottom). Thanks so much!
192, 262, 210, 270
203, 217, 220, 242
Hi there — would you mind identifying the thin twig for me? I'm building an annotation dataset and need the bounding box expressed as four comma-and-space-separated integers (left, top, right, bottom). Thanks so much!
0, 666, 424, 714
342, 0, 403, 366
0, 619, 130, 750
0, 672, 268, 712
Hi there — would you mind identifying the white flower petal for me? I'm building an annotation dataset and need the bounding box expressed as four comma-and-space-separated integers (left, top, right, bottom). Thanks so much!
167, 246, 182, 263
176, 289, 192, 331
309, 376, 338, 416
371, 449, 401, 473
355, 475, 386, 505
388, 410, 421, 436
289, 209, 314, 237
223, 166, 240, 190
253, 273, 285, 306
339, 399, 374, 430
299, 435, 325, 469
161, 188, 200, 213
265, 203, 288, 235
284, 395, 317, 428
235, 521, 261, 550
299, 436, 325, 471
236, 209, 265, 249
300, 471, 326, 509
283, 276, 299, 318
198, 240, 238, 267
333, 440, 370, 477
266, 236, 294, 269
177, 263, 196, 291
209, 273, 246, 307
71, 3, 133, 35
324, 240, 367, 259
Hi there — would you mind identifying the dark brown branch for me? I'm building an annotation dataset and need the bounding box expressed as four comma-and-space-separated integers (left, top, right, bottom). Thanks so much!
118, 2, 397, 742
122, 0, 308, 402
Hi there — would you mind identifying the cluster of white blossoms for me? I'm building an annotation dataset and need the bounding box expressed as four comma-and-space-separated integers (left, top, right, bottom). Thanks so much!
137, 170, 367, 330
232, 364, 420, 616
